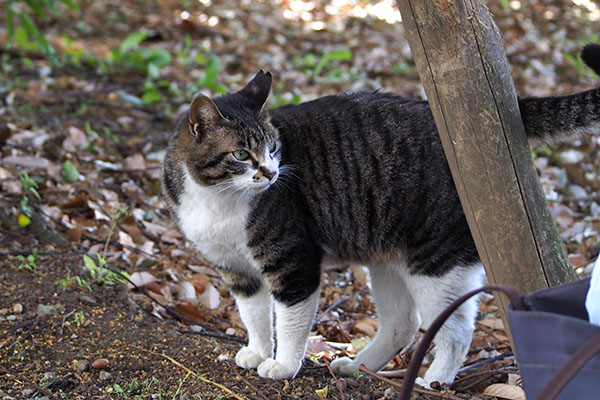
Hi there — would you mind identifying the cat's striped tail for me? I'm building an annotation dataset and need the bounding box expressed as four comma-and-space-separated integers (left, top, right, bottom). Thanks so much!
519, 43, 600, 144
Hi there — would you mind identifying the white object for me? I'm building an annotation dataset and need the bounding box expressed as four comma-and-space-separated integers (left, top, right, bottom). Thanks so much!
586, 256, 600, 325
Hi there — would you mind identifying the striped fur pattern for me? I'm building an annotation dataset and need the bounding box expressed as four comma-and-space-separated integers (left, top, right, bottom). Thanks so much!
161, 44, 600, 385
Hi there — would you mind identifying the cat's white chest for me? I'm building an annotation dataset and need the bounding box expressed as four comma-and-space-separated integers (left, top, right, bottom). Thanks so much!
177, 169, 258, 270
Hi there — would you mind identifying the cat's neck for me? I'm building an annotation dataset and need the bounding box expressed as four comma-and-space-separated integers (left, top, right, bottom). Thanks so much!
180, 164, 255, 212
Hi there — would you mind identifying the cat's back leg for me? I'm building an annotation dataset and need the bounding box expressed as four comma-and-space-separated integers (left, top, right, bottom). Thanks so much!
331, 260, 421, 376
408, 263, 486, 387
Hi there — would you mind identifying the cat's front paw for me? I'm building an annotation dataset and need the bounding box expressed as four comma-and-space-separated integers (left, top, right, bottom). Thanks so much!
235, 346, 267, 370
257, 358, 300, 379
330, 357, 361, 376
415, 377, 432, 390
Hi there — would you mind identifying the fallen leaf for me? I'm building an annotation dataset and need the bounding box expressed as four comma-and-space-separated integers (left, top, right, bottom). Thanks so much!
197, 283, 221, 309
482, 383, 526, 400
479, 317, 504, 331
2, 155, 50, 170
176, 281, 197, 302
352, 318, 378, 337
123, 153, 146, 170
128, 271, 157, 289
173, 301, 205, 324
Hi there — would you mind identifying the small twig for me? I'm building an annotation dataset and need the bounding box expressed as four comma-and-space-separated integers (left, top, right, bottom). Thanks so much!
177, 329, 246, 344
313, 289, 369, 326
236, 374, 270, 400
324, 360, 346, 400
457, 350, 513, 374
450, 368, 518, 391
60, 309, 76, 336
135, 346, 247, 400
358, 364, 464, 400
0, 321, 34, 341
0, 365, 57, 399
103, 265, 244, 343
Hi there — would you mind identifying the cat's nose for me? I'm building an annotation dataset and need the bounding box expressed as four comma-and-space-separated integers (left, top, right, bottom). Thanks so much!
264, 170, 277, 181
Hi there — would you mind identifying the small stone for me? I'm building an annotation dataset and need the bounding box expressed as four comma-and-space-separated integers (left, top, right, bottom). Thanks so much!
92, 358, 109, 370
99, 371, 111, 381
12, 303, 23, 313
40, 371, 56, 385
6, 315, 17, 321
384, 387, 399, 399
22, 388, 34, 397
76, 359, 90, 372
36, 304, 65, 317
78, 295, 97, 305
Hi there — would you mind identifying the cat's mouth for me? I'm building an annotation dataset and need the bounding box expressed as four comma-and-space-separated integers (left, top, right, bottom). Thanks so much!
251, 173, 278, 193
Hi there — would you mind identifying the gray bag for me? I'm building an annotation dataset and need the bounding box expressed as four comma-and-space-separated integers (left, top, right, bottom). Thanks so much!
398, 279, 600, 400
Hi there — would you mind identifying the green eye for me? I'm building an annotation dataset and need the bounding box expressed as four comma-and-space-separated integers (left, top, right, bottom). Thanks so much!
233, 150, 250, 161
269, 142, 278, 153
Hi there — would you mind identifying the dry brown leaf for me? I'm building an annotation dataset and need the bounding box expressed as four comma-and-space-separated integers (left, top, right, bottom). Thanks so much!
173, 301, 205, 324
123, 153, 146, 170
352, 318, 378, 337
482, 383, 526, 400
479, 317, 504, 331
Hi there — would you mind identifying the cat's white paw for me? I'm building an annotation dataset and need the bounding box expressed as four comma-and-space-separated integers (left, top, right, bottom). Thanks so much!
330, 357, 361, 376
415, 377, 432, 389
235, 346, 266, 370
257, 358, 300, 379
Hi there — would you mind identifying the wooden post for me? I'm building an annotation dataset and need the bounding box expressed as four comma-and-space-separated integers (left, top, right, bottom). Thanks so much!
396, 0, 576, 330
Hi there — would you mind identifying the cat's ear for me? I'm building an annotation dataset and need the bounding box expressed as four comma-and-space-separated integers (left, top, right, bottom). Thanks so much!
238, 70, 272, 113
188, 95, 228, 139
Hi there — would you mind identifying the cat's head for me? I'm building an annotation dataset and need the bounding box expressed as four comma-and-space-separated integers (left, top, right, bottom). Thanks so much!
178, 70, 280, 194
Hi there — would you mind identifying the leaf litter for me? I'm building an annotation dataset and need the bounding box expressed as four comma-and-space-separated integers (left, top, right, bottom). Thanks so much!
1, 0, 600, 398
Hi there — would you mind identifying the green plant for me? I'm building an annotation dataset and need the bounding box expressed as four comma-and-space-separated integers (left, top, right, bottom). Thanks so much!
106, 31, 172, 104
83, 254, 127, 285
11, 340, 26, 361
5, 0, 79, 59
11, 251, 39, 271
565, 33, 600, 79
65, 310, 85, 327
313, 49, 353, 77
17, 171, 42, 227
172, 372, 191, 400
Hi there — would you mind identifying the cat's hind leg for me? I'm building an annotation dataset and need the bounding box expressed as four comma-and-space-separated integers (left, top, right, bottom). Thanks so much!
331, 263, 421, 376
219, 268, 274, 370
409, 264, 485, 387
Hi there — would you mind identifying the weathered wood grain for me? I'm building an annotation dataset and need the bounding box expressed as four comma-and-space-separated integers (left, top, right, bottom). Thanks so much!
397, 0, 576, 324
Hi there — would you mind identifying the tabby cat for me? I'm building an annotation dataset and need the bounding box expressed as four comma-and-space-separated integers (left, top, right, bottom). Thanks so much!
161, 44, 600, 386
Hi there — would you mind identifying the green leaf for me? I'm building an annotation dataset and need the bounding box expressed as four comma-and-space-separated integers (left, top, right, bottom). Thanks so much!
24, 0, 46, 19
17, 11, 55, 58
314, 49, 353, 77
315, 386, 328, 398
58, 0, 79, 11
145, 49, 171, 68
120, 31, 147, 54
204, 55, 220, 85
61, 160, 80, 183
147, 62, 160, 79
6, 5, 15, 47
42, 0, 61, 16
142, 87, 162, 104
83, 254, 99, 277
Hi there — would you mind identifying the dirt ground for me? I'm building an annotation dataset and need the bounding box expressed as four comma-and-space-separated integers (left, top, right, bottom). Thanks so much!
1, 250, 442, 400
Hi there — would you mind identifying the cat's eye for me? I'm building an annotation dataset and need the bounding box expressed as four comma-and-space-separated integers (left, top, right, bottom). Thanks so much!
233, 150, 250, 161
269, 142, 278, 153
